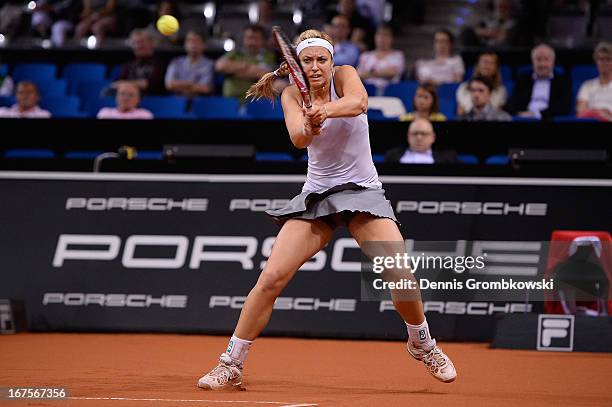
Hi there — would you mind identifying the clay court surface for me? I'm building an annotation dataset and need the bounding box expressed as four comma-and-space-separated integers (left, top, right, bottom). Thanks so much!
1, 333, 611, 407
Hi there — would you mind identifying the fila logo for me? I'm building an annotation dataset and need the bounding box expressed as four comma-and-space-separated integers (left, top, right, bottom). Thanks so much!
537, 314, 574, 352
418, 329, 427, 341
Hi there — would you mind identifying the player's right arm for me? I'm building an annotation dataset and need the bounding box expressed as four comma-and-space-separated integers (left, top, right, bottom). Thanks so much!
281, 85, 319, 149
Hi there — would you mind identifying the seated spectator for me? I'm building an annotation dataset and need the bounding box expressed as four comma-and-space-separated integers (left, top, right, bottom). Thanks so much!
165, 31, 214, 97
507, 43, 571, 119
576, 41, 612, 122
0, 70, 14, 96
327, 0, 374, 50
31, 0, 80, 46
74, 0, 117, 43
97, 81, 153, 119
113, 29, 167, 95
415, 29, 464, 85
385, 117, 457, 164
329, 15, 361, 67
460, 76, 512, 121
456, 52, 508, 116
461, 0, 517, 47
215, 24, 276, 102
146, 0, 180, 48
357, 25, 405, 90
399, 83, 447, 122
0, 81, 51, 118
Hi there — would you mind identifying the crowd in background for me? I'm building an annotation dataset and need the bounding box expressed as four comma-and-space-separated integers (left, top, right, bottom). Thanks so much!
0, 0, 611, 124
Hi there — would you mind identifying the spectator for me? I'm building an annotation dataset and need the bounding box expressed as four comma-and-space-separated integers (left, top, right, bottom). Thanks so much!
74, 0, 118, 43
165, 31, 214, 97
31, 0, 80, 46
328, 15, 361, 67
0, 81, 51, 118
507, 43, 571, 119
400, 83, 447, 122
97, 81, 153, 119
113, 29, 167, 95
461, 0, 517, 47
357, 25, 405, 90
146, 0, 180, 48
385, 118, 457, 164
415, 29, 465, 85
327, 0, 374, 50
0, 70, 14, 96
460, 76, 512, 121
456, 52, 508, 116
576, 41, 612, 121
215, 24, 276, 102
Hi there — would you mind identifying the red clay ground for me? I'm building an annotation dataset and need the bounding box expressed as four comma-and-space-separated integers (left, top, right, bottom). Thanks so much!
1, 333, 611, 407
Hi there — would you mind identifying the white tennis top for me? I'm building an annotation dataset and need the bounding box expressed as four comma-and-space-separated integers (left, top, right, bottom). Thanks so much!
302, 75, 382, 192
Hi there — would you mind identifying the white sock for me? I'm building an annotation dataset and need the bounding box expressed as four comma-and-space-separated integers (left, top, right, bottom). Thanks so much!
225, 335, 252, 365
405, 318, 435, 351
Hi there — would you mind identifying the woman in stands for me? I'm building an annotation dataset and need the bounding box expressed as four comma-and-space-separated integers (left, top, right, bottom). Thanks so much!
400, 83, 447, 122
456, 52, 508, 116
196, 28, 457, 390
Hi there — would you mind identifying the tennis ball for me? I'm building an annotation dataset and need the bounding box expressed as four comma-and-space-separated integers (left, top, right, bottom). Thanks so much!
156, 15, 179, 36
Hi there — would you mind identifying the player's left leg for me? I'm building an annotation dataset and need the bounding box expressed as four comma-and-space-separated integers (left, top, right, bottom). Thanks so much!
347, 212, 457, 383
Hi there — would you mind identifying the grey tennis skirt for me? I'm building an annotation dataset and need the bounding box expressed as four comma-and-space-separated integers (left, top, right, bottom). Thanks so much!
265, 182, 399, 229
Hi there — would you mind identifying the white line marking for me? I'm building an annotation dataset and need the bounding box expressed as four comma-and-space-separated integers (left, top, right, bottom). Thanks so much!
0, 170, 611, 186
67, 396, 317, 406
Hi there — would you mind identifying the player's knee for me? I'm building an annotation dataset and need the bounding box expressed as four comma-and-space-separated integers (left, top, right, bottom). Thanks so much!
256, 267, 290, 295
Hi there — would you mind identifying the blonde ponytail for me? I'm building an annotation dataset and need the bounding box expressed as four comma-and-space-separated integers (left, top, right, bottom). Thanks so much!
245, 29, 334, 102
246, 62, 289, 102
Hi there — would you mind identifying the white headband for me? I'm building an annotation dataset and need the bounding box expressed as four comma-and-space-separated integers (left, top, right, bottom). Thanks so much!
296, 38, 334, 57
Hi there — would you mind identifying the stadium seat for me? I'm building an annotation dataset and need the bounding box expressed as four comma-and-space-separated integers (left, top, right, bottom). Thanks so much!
108, 64, 123, 80
0, 64, 7, 76
437, 83, 460, 100
76, 80, 110, 109
553, 116, 598, 122
571, 65, 598, 110
40, 96, 81, 117
135, 150, 164, 160
64, 151, 104, 159
63, 63, 107, 94
367, 96, 406, 117
439, 97, 456, 120
12, 63, 57, 83
383, 81, 418, 111
255, 152, 294, 162
3, 149, 55, 159
191, 97, 241, 119
0, 96, 15, 107
503, 80, 515, 100
485, 155, 509, 165
364, 83, 378, 96
245, 98, 284, 119
367, 108, 386, 120
372, 153, 385, 163
457, 154, 479, 164
36, 79, 68, 98
85, 96, 116, 117
140, 96, 188, 118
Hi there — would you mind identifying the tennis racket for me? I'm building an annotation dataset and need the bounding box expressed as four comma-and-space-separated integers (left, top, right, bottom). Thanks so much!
272, 26, 312, 109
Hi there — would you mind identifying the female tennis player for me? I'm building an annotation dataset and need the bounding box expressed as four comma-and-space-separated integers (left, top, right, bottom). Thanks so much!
197, 29, 457, 390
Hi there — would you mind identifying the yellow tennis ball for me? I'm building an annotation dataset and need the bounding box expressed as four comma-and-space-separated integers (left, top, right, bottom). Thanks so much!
156, 15, 179, 36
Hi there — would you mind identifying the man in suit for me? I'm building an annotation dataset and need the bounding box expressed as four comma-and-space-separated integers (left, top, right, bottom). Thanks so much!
385, 118, 457, 164
507, 43, 571, 119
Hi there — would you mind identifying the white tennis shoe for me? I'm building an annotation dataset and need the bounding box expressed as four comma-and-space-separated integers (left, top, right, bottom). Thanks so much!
407, 340, 457, 383
197, 353, 243, 390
